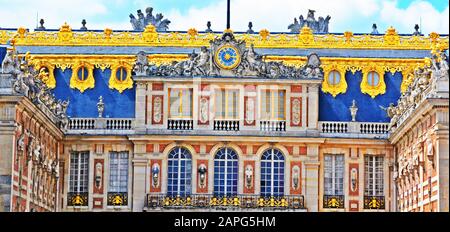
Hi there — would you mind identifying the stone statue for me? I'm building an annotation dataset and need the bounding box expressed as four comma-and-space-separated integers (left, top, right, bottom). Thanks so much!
292, 166, 300, 190
130, 7, 171, 31
1, 49, 21, 76
289, 10, 330, 33
413, 24, 420, 36
97, 96, 104, 118
245, 165, 253, 189
193, 46, 211, 76
198, 164, 207, 188
152, 163, 160, 188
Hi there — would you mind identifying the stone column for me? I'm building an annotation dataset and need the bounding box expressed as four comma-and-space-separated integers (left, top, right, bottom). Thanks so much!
135, 82, 147, 133
304, 144, 320, 212
131, 157, 148, 212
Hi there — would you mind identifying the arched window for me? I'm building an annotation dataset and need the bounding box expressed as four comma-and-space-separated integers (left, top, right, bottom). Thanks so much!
167, 147, 192, 197
327, 70, 341, 85
214, 147, 238, 197
260, 148, 285, 197
367, 71, 380, 87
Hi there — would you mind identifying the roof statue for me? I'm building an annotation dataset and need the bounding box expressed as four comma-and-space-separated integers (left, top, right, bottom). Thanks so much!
133, 31, 323, 79
129, 7, 171, 32
288, 9, 330, 33
1, 49, 70, 131
383, 50, 449, 131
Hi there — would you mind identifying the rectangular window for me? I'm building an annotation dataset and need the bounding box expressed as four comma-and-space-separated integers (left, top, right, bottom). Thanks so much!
365, 155, 384, 196
169, 88, 193, 118
214, 89, 239, 119
324, 154, 344, 195
69, 151, 89, 193
109, 151, 129, 193
261, 89, 285, 120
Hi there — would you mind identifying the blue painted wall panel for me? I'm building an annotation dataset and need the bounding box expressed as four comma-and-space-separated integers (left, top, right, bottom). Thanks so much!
0, 47, 6, 68
319, 71, 402, 122
52, 68, 135, 118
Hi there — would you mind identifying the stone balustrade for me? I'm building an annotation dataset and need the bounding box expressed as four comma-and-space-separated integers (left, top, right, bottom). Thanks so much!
319, 121, 389, 139
67, 118, 135, 134
213, 119, 240, 131
167, 118, 193, 130
260, 120, 286, 132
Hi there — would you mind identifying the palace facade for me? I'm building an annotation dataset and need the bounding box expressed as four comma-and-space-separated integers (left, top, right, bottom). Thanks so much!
0, 9, 448, 212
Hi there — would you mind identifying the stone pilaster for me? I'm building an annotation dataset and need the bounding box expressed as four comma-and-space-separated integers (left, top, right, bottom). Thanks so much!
135, 82, 147, 132
307, 85, 319, 130
131, 158, 148, 212
304, 144, 320, 212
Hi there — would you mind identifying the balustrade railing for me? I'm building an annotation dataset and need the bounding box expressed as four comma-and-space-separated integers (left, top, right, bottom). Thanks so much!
167, 118, 193, 130
319, 121, 389, 138
359, 123, 389, 134
320, 122, 349, 133
214, 119, 240, 131
67, 118, 135, 132
260, 120, 286, 132
145, 194, 305, 210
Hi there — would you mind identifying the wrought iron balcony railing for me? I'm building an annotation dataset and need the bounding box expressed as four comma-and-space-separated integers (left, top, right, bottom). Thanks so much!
145, 194, 305, 210
363, 196, 385, 209
107, 192, 128, 206
323, 195, 345, 209
67, 192, 88, 207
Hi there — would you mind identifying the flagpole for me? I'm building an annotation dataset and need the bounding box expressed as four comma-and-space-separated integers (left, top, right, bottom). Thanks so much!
226, 0, 230, 29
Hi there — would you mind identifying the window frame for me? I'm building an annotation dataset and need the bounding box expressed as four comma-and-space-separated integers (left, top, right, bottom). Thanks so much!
168, 88, 193, 119
323, 154, 344, 196
108, 151, 129, 193
69, 151, 89, 194
214, 88, 240, 120
167, 147, 192, 197
260, 89, 286, 120
260, 148, 285, 197
364, 155, 384, 196
213, 147, 239, 197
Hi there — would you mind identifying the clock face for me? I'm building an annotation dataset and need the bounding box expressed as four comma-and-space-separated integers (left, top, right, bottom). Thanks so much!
214, 45, 241, 70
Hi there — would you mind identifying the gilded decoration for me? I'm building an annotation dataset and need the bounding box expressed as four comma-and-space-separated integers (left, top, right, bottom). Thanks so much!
360, 64, 386, 98
109, 61, 134, 93
70, 61, 95, 93
321, 62, 348, 97
25, 54, 428, 95
2, 25, 447, 50
32, 60, 56, 89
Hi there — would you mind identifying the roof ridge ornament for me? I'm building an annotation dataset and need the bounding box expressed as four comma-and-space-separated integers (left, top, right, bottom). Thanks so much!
133, 31, 324, 79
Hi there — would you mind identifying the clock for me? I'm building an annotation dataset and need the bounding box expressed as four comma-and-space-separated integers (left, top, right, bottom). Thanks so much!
214, 45, 241, 70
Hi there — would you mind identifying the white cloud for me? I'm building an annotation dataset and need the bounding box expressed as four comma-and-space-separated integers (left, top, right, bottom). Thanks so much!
0, 0, 447, 34
379, 0, 449, 34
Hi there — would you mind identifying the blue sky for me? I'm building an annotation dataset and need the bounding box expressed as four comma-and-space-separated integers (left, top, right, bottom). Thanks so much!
0, 0, 448, 34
